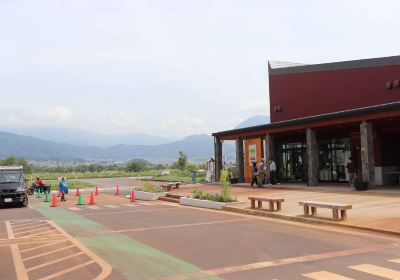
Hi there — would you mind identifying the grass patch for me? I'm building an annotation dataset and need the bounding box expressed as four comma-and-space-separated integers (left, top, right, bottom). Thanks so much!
27, 169, 205, 184
191, 182, 236, 203
44, 180, 95, 190
137, 182, 164, 193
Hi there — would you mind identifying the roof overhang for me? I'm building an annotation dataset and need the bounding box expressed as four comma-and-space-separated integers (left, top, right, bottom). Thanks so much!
212, 101, 400, 140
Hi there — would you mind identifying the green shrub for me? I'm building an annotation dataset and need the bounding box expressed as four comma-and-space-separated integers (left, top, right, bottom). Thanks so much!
190, 183, 236, 203
138, 182, 164, 193
221, 182, 232, 201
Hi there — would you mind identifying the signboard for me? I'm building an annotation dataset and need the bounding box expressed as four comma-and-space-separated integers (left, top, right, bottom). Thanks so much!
206, 159, 215, 182
249, 144, 257, 165
220, 170, 229, 182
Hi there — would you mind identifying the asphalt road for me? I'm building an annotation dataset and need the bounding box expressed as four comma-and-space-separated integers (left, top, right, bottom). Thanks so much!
0, 191, 399, 280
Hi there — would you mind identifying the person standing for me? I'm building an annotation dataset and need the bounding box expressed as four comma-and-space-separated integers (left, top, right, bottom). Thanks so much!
59, 177, 68, 202
257, 160, 265, 188
250, 162, 258, 187
191, 170, 197, 183
346, 157, 356, 187
269, 159, 277, 185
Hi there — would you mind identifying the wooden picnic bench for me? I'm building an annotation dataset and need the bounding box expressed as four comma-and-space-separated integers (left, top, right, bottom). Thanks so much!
298, 201, 352, 221
248, 197, 285, 212
161, 182, 182, 192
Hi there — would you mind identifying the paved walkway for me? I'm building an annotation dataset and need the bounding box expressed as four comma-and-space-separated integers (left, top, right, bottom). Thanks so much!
170, 183, 400, 235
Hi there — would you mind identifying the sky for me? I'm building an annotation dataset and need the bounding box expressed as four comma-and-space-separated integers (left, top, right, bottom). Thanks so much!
0, 0, 399, 138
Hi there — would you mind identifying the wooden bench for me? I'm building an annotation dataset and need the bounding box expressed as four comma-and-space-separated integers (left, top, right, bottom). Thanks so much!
298, 201, 352, 221
161, 182, 182, 192
248, 197, 285, 212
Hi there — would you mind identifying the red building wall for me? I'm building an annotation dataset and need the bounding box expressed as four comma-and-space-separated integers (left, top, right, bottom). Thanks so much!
269, 64, 400, 123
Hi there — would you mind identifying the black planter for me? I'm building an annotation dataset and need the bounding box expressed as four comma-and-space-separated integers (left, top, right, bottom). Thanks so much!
229, 178, 239, 184
354, 182, 369, 191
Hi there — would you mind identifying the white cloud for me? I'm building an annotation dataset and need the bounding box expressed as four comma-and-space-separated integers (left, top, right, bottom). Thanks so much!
157, 116, 205, 136
239, 99, 269, 114
0, 106, 73, 126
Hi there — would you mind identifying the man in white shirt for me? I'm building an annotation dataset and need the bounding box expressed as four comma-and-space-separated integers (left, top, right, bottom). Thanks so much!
269, 159, 277, 185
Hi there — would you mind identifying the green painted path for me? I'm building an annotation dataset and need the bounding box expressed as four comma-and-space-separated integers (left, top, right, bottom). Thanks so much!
32, 203, 220, 280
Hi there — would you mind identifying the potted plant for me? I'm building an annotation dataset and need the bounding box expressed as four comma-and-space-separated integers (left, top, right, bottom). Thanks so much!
229, 177, 239, 184
180, 182, 240, 209
353, 180, 368, 191
133, 182, 167, 200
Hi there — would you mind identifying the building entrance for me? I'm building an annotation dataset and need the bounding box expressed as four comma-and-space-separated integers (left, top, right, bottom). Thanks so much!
278, 142, 307, 181
318, 138, 350, 182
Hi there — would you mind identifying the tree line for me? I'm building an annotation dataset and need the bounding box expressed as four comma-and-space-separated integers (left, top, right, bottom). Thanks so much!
0, 151, 208, 174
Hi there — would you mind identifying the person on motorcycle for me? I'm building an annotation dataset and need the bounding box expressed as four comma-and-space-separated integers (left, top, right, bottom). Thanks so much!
36, 177, 45, 187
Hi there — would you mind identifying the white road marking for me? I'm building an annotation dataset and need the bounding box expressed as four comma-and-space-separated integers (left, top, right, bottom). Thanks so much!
350, 264, 400, 279
104, 205, 120, 209
6, 221, 28, 280
137, 202, 153, 205
86, 205, 101, 210
36, 260, 95, 280
20, 240, 70, 253
121, 203, 138, 207
6, 220, 112, 280
68, 207, 83, 211
22, 245, 76, 261
12, 223, 50, 232
26, 252, 85, 272
14, 226, 54, 236
303, 271, 354, 280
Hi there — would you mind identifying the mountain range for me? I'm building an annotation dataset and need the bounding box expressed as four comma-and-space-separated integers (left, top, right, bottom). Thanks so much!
0, 115, 269, 163
234, 115, 270, 129
0, 127, 173, 147
0, 131, 233, 163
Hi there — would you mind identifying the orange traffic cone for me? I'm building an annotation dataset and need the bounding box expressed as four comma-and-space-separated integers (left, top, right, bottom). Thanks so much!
75, 187, 80, 196
115, 185, 120, 195
130, 190, 135, 202
57, 190, 61, 197
50, 194, 57, 207
95, 186, 99, 196
89, 192, 96, 205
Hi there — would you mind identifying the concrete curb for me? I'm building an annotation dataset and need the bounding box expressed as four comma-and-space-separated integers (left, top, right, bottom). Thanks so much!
229, 184, 400, 198
223, 206, 400, 237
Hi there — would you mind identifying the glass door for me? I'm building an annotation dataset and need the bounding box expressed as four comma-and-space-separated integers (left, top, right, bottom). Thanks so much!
278, 143, 307, 182
318, 139, 350, 182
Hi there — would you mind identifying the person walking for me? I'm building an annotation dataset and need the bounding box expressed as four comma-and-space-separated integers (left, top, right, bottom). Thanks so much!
59, 177, 68, 202
250, 162, 258, 188
257, 160, 265, 188
269, 159, 277, 185
346, 157, 357, 187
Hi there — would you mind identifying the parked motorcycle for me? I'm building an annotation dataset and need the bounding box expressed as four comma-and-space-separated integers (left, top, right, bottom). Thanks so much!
27, 182, 51, 195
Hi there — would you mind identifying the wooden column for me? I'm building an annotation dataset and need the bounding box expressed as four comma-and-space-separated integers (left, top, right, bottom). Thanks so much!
214, 138, 223, 182
306, 128, 319, 187
360, 122, 375, 188
235, 138, 244, 183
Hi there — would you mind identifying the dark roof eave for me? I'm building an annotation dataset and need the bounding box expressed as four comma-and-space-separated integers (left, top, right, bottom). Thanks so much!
212, 101, 400, 138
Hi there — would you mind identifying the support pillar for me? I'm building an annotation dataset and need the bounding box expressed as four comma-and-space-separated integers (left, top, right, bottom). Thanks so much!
265, 134, 275, 162
214, 138, 223, 182
306, 128, 319, 187
235, 138, 244, 183
360, 122, 375, 188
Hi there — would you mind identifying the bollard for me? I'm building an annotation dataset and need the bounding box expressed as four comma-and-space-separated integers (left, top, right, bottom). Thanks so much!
77, 193, 84, 205
44, 191, 50, 202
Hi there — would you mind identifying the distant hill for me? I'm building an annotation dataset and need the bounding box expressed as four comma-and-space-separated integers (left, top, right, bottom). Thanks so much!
234, 115, 270, 129
0, 131, 234, 163
0, 127, 173, 147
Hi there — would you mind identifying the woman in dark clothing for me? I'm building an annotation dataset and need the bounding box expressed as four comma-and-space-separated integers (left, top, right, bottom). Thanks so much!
251, 162, 258, 187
